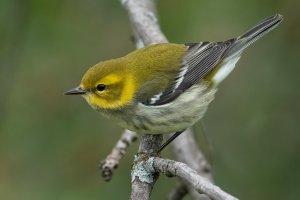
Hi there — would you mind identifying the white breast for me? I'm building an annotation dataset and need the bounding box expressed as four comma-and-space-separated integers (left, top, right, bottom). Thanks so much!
127, 84, 217, 134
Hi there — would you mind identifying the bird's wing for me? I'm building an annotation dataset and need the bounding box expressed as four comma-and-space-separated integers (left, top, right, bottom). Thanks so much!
146, 40, 235, 106
145, 14, 283, 106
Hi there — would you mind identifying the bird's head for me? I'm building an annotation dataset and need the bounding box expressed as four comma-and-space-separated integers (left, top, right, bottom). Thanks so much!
65, 58, 137, 110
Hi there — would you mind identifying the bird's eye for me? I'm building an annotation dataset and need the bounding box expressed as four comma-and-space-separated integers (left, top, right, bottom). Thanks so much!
96, 84, 106, 91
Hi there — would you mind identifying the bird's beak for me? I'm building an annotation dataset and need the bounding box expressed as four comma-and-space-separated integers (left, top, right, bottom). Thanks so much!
64, 86, 86, 95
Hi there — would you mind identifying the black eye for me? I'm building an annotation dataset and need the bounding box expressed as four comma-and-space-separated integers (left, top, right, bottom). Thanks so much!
96, 84, 106, 91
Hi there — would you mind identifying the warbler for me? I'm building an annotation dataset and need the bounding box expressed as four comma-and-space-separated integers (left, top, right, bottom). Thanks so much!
65, 14, 282, 150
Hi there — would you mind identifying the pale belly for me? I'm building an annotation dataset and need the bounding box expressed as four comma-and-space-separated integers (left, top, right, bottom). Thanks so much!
116, 85, 217, 134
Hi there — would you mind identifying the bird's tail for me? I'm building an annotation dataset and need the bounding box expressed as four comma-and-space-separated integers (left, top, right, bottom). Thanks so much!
225, 14, 283, 59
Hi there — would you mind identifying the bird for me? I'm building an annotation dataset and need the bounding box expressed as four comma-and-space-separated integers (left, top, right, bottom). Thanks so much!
65, 14, 283, 152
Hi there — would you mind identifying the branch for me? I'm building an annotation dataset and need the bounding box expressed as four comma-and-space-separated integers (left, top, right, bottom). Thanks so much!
171, 129, 213, 199
153, 157, 239, 200
131, 134, 163, 200
171, 129, 213, 179
99, 130, 137, 181
121, 0, 168, 45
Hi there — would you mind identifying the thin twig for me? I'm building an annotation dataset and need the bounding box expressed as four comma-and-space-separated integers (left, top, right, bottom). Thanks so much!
99, 130, 137, 181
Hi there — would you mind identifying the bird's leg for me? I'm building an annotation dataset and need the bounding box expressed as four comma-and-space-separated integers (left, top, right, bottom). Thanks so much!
157, 131, 184, 153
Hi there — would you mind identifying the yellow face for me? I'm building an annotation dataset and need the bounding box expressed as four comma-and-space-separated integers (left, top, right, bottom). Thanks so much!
80, 60, 137, 110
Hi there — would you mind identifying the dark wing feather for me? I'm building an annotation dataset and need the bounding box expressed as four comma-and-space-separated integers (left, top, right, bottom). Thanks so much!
147, 40, 235, 105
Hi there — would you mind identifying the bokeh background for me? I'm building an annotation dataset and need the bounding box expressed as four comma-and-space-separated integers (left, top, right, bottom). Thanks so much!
1, 0, 299, 199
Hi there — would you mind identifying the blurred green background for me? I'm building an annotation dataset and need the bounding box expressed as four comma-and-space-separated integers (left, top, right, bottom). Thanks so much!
1, 0, 299, 199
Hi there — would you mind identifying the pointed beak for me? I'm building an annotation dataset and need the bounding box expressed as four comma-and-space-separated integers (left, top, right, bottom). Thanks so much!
64, 86, 86, 95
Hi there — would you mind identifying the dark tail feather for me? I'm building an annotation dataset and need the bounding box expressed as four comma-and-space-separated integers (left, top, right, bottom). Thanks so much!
225, 14, 283, 58
238, 14, 283, 45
